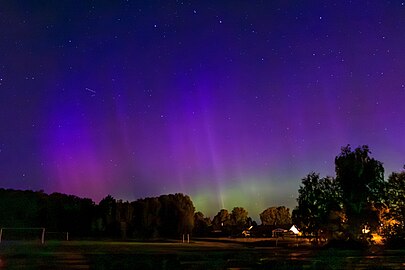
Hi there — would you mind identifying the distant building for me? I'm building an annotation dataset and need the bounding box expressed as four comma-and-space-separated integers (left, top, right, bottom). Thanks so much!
272, 228, 288, 238
289, 225, 300, 235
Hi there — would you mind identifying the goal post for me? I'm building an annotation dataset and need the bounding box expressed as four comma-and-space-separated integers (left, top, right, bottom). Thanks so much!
0, 227, 45, 244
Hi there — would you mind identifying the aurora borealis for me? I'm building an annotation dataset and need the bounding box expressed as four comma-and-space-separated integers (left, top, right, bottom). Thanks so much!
1, 1, 405, 220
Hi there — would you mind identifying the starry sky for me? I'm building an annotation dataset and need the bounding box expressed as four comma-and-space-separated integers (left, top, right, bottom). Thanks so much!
1, 1, 405, 220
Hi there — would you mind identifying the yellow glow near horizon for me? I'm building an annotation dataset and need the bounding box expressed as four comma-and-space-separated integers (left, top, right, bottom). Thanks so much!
191, 180, 297, 221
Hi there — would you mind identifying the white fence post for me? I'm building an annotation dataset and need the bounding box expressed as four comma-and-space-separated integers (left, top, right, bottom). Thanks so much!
41, 228, 45, 244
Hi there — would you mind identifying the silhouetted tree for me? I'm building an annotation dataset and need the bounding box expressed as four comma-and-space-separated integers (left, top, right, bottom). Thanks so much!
172, 193, 195, 236
293, 173, 342, 241
246, 217, 257, 228
260, 206, 291, 226
229, 207, 249, 234
158, 193, 195, 237
212, 209, 231, 231
98, 195, 118, 237
193, 211, 211, 236
335, 145, 385, 241
132, 197, 161, 238
0, 189, 43, 228
77, 197, 96, 236
115, 200, 134, 239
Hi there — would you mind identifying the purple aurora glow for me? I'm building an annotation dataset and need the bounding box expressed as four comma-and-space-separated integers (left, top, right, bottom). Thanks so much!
1, 1, 405, 220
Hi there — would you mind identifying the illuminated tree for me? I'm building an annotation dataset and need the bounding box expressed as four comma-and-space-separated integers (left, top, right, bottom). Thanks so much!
384, 168, 405, 246
335, 145, 385, 241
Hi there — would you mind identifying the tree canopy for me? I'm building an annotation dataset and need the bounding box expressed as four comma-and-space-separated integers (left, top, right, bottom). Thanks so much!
335, 145, 385, 240
260, 206, 291, 226
212, 209, 231, 231
292, 173, 341, 239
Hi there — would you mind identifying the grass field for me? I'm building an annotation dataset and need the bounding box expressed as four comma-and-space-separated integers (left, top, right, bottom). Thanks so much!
0, 238, 405, 269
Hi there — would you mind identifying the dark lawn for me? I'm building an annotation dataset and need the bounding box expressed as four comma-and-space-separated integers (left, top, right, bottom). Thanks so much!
0, 238, 404, 269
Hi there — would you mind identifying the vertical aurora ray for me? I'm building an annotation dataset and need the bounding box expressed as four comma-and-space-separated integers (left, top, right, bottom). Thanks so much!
165, 76, 228, 210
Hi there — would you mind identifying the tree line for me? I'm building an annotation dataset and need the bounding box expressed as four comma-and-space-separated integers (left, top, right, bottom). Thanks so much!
193, 206, 291, 237
4, 144, 403, 247
0, 188, 292, 239
0, 191, 196, 239
293, 145, 405, 247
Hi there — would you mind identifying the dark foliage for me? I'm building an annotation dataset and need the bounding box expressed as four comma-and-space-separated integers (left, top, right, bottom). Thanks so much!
193, 211, 211, 236
211, 207, 254, 236
293, 173, 343, 241
335, 145, 386, 241
0, 189, 96, 237
0, 189, 194, 239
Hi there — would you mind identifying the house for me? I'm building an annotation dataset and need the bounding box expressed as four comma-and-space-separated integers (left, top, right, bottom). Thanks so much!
289, 225, 301, 235
272, 228, 288, 238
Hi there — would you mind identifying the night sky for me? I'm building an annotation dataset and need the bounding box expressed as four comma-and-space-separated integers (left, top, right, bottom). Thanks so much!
1, 1, 405, 220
